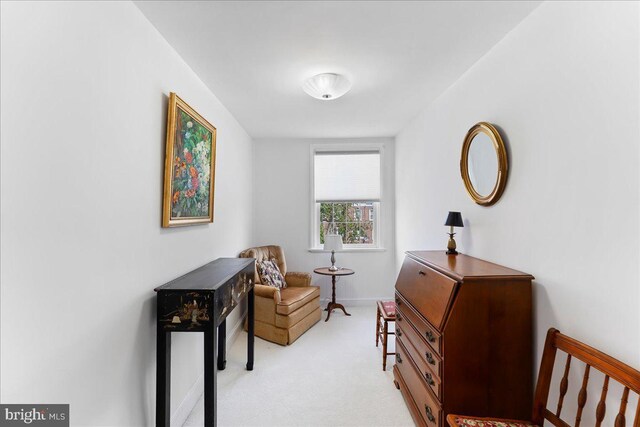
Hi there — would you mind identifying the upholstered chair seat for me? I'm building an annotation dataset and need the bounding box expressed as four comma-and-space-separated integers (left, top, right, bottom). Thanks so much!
240, 245, 321, 345
448, 417, 537, 427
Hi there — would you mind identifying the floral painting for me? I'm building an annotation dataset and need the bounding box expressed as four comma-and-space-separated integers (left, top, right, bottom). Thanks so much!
171, 109, 212, 216
162, 93, 217, 227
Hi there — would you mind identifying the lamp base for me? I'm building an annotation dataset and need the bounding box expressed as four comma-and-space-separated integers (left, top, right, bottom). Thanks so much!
446, 233, 458, 255
328, 250, 339, 271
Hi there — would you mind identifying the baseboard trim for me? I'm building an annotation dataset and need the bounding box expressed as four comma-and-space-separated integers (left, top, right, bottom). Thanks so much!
170, 311, 246, 426
227, 310, 246, 343
171, 373, 203, 427
320, 297, 393, 307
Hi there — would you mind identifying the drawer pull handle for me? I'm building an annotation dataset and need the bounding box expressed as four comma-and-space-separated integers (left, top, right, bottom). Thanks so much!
397, 329, 403, 337
397, 314, 402, 321
395, 297, 401, 305
396, 353, 403, 364
425, 330, 436, 342
425, 352, 435, 365
418, 271, 426, 276
425, 372, 435, 386
425, 405, 436, 423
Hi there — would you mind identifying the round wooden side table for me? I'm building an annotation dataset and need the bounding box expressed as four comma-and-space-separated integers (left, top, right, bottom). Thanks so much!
313, 267, 355, 322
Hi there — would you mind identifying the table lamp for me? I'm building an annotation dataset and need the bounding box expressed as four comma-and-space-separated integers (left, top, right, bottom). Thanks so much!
445, 211, 464, 255
324, 233, 343, 271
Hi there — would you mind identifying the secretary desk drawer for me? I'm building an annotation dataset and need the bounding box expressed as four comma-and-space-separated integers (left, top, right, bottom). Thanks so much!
396, 292, 441, 355
396, 339, 442, 426
396, 317, 442, 380
395, 257, 457, 330
396, 322, 441, 400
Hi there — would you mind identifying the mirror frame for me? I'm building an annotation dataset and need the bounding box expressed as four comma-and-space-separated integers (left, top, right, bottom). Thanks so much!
460, 122, 508, 206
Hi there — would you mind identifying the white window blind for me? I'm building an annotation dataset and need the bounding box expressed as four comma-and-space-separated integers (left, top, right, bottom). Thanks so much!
314, 151, 381, 202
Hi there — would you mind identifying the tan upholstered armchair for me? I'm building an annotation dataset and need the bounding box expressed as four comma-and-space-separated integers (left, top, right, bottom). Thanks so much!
239, 245, 321, 345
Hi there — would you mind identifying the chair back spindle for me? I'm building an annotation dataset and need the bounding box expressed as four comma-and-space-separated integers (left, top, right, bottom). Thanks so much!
574, 364, 590, 426
615, 387, 630, 427
557, 354, 572, 418
595, 375, 609, 427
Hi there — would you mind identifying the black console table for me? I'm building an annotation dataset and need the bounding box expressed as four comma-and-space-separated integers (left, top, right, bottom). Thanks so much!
154, 257, 255, 427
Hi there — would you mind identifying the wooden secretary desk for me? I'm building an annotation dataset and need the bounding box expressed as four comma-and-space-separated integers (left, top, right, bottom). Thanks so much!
393, 251, 534, 427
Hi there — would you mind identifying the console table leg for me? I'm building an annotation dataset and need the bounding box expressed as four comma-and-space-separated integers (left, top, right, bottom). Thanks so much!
217, 319, 226, 370
204, 327, 217, 427
247, 287, 254, 371
156, 328, 171, 427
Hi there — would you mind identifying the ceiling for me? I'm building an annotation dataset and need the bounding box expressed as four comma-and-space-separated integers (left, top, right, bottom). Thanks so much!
135, 1, 541, 139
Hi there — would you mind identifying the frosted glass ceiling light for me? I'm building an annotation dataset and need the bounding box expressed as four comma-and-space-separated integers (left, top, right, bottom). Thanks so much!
303, 73, 351, 100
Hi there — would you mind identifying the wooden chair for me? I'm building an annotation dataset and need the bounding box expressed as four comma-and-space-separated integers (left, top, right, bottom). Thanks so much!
447, 328, 640, 427
376, 300, 396, 370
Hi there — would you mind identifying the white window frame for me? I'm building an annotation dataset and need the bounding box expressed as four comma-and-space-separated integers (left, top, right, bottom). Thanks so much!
309, 143, 385, 252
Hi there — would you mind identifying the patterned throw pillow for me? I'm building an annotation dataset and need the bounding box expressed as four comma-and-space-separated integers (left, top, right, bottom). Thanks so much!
257, 259, 287, 289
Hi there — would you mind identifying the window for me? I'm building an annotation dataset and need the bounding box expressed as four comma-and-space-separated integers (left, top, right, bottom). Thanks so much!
320, 202, 375, 245
311, 147, 382, 249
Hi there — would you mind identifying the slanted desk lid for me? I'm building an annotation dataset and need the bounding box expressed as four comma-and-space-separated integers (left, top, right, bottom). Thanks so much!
406, 251, 533, 282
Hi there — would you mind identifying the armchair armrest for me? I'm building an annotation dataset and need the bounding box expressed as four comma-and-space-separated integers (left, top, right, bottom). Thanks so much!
285, 272, 312, 287
254, 284, 281, 304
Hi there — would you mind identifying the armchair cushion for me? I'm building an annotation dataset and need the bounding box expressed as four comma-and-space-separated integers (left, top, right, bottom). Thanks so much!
275, 296, 320, 328
276, 286, 320, 315
257, 259, 287, 289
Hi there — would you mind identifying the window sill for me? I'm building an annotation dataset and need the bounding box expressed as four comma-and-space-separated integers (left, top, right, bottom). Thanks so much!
308, 247, 387, 253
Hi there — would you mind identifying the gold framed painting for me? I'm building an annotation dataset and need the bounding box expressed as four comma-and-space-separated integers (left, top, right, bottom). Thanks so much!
162, 93, 217, 227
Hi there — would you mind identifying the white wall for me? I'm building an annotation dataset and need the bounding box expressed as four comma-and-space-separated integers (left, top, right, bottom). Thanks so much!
0, 2, 253, 425
396, 0, 639, 422
253, 138, 395, 305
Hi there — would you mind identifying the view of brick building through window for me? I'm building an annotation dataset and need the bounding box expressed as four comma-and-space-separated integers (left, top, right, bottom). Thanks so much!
320, 202, 375, 245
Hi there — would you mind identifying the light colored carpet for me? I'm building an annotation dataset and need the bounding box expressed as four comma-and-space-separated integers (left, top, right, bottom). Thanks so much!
183, 305, 413, 427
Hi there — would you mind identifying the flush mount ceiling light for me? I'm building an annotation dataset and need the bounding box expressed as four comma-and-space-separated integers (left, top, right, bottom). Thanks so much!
302, 73, 351, 100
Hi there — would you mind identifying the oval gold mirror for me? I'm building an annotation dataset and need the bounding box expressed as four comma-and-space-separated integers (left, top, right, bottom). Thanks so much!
460, 122, 508, 206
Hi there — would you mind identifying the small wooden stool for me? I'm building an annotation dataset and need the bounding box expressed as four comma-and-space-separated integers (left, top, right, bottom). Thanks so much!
376, 300, 396, 370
